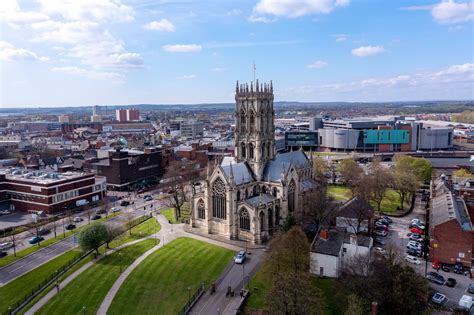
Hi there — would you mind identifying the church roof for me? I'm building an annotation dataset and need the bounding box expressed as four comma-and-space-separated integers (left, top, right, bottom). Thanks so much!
262, 150, 310, 181
220, 157, 254, 185
245, 193, 276, 208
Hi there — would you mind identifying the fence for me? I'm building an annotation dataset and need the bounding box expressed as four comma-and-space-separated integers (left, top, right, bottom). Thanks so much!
5, 249, 94, 315
178, 283, 205, 315
5, 213, 152, 315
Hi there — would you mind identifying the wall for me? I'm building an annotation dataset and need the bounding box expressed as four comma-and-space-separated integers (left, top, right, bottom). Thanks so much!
419, 128, 453, 150
310, 252, 340, 277
431, 219, 472, 267
319, 128, 360, 150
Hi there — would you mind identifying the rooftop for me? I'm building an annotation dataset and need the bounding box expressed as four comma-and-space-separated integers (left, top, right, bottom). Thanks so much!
1, 168, 91, 184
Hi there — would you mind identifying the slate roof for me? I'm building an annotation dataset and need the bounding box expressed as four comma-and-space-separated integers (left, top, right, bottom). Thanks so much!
343, 234, 372, 247
338, 196, 373, 220
245, 194, 276, 208
262, 150, 310, 181
221, 160, 254, 185
311, 230, 344, 256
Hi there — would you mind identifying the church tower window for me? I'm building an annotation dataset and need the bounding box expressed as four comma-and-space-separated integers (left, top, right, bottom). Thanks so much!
212, 178, 226, 219
239, 208, 250, 231
197, 199, 205, 219
241, 142, 246, 158
249, 111, 255, 132
288, 180, 296, 212
249, 143, 254, 159
240, 110, 246, 132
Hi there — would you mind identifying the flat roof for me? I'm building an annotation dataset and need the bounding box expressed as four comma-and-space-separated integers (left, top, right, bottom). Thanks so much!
1, 168, 92, 184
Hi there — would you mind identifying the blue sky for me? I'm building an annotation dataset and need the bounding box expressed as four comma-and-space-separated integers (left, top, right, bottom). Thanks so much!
0, 0, 473, 107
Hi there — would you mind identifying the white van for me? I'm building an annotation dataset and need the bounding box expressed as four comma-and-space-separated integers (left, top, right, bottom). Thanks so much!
459, 295, 473, 311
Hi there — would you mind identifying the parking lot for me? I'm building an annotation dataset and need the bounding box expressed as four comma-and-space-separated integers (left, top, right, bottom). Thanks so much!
0, 212, 33, 230
384, 193, 474, 311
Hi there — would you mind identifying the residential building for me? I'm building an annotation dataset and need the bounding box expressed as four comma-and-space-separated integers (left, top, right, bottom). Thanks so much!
0, 168, 106, 214
116, 109, 140, 122
181, 120, 204, 139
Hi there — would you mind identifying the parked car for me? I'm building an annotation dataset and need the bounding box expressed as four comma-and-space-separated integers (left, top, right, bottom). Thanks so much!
29, 236, 45, 244
234, 250, 246, 264
73, 216, 83, 222
407, 243, 422, 251
111, 207, 121, 213
409, 234, 424, 242
407, 240, 422, 249
375, 225, 389, 232
410, 227, 423, 235
91, 215, 101, 220
467, 283, 474, 294
374, 247, 388, 256
143, 195, 153, 201
0, 242, 14, 250
374, 230, 388, 237
65, 224, 76, 230
37, 227, 51, 236
373, 236, 386, 245
427, 272, 445, 285
431, 292, 447, 305
446, 278, 457, 287
375, 221, 388, 228
459, 295, 473, 311
0, 251, 7, 258
377, 218, 390, 225
381, 216, 393, 223
405, 255, 422, 265
432, 260, 440, 270
411, 218, 424, 225
410, 222, 425, 230
95, 209, 106, 214
0, 210, 11, 215
453, 263, 464, 274
406, 248, 423, 258
441, 264, 450, 272
120, 200, 130, 206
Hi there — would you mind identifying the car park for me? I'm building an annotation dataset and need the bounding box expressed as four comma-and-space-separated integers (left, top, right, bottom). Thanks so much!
409, 234, 424, 242
427, 272, 445, 285
410, 227, 423, 235
377, 218, 390, 225
29, 236, 45, 244
407, 243, 422, 251
411, 218, 424, 225
407, 240, 422, 249
406, 248, 423, 258
73, 216, 83, 222
431, 292, 447, 305
234, 250, 246, 264
405, 255, 422, 265
467, 283, 474, 294
374, 230, 388, 237
65, 223, 76, 230
0, 242, 14, 250
409, 222, 425, 230
375, 221, 388, 228
445, 278, 457, 287
92, 215, 101, 220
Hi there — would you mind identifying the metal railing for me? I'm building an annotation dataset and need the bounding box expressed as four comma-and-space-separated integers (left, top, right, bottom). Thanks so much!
178, 283, 205, 315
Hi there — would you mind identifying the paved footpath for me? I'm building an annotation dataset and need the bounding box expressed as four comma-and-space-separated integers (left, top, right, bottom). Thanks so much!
25, 217, 162, 315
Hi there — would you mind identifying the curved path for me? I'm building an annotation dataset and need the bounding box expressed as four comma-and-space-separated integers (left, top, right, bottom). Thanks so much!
25, 217, 161, 315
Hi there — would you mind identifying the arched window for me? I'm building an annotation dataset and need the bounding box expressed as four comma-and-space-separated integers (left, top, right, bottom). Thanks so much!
288, 180, 296, 213
212, 178, 226, 219
259, 212, 265, 232
273, 187, 278, 197
261, 186, 267, 194
268, 208, 273, 230
249, 143, 254, 159
275, 205, 280, 226
237, 190, 241, 201
253, 185, 258, 196
240, 110, 246, 132
239, 208, 250, 231
249, 111, 255, 132
262, 144, 266, 159
245, 188, 249, 199
241, 142, 246, 158
267, 142, 271, 158
197, 199, 205, 220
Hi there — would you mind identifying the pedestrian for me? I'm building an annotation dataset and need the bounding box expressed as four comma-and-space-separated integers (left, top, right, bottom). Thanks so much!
55, 281, 59, 293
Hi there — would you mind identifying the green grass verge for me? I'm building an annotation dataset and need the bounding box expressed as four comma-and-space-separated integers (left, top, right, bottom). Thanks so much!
161, 208, 178, 224
0, 249, 81, 313
108, 237, 234, 315
0, 213, 121, 268
36, 239, 157, 315
245, 263, 340, 314
327, 185, 352, 201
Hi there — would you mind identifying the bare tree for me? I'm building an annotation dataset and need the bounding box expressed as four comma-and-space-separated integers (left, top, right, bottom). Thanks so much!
312, 156, 329, 181
105, 225, 125, 248
337, 159, 363, 196
302, 184, 338, 235
164, 160, 190, 222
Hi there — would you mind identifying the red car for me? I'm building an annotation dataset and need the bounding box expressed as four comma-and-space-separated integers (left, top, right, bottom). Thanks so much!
410, 227, 423, 235
432, 260, 440, 270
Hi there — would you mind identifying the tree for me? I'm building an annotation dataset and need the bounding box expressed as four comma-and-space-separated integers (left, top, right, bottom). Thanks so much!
356, 162, 394, 213
302, 184, 337, 235
164, 160, 190, 221
393, 156, 422, 210
453, 168, 474, 178
410, 158, 432, 183
78, 223, 108, 254
344, 294, 366, 315
337, 159, 363, 196
265, 227, 324, 315
312, 156, 329, 181
105, 225, 125, 248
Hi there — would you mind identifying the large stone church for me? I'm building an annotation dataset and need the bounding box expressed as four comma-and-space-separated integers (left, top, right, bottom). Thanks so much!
190, 80, 317, 243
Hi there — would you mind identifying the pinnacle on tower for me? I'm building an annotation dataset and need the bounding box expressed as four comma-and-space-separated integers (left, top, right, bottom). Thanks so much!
256, 79, 259, 92
236, 80, 239, 93
250, 81, 254, 92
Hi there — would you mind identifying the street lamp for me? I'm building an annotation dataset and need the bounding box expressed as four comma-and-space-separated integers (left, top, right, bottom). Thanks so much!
82, 306, 86, 315
118, 253, 123, 273
187, 286, 191, 304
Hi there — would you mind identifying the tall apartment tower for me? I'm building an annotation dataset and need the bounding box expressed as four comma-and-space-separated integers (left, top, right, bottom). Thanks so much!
234, 80, 275, 181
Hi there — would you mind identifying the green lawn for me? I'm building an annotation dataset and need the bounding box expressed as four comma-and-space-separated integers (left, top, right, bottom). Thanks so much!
327, 185, 352, 201
36, 239, 157, 315
0, 249, 81, 314
0, 213, 121, 268
245, 263, 341, 314
161, 207, 178, 224
108, 237, 234, 315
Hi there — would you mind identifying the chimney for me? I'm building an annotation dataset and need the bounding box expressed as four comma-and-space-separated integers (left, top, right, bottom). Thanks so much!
319, 230, 329, 240
371, 302, 377, 315
350, 234, 357, 245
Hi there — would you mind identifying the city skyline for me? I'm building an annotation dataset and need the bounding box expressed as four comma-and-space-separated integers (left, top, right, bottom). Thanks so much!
1, 0, 473, 107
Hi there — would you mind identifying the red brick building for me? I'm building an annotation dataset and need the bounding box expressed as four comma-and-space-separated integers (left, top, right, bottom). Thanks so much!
0, 169, 106, 214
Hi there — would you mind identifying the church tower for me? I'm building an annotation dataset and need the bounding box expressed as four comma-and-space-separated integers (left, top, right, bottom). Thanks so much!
234, 80, 275, 181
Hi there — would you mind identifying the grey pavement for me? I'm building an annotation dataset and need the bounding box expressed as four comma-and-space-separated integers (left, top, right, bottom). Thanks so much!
388, 193, 474, 311
0, 198, 164, 287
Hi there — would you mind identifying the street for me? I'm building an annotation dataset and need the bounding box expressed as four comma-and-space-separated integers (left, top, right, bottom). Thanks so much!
0, 195, 167, 286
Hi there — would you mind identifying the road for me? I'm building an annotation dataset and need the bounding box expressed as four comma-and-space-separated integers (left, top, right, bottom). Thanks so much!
0, 196, 167, 287
388, 193, 474, 311
190, 248, 265, 315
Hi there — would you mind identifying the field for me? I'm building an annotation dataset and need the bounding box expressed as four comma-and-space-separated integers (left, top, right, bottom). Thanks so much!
108, 237, 234, 315
36, 239, 156, 315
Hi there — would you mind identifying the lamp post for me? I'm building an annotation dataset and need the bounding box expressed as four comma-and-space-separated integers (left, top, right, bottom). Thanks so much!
82, 306, 86, 315
187, 286, 191, 305
118, 252, 123, 273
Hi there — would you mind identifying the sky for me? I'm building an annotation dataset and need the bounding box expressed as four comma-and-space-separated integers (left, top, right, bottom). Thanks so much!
0, 0, 473, 107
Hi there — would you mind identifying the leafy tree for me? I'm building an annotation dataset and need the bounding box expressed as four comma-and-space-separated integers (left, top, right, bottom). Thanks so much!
78, 223, 108, 254
393, 156, 425, 209
410, 158, 432, 183
265, 227, 324, 315
105, 225, 125, 248
344, 294, 366, 315
453, 168, 474, 178
337, 159, 363, 196
312, 156, 329, 180
356, 161, 394, 213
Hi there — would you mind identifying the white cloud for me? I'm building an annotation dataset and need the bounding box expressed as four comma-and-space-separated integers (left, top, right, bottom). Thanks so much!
163, 44, 202, 53
0, 41, 48, 61
431, 0, 473, 24
0, 0, 49, 27
351, 45, 386, 57
307, 60, 328, 69
333, 34, 348, 42
180, 74, 196, 79
252, 0, 350, 19
212, 67, 227, 72
51, 66, 124, 81
143, 19, 175, 32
